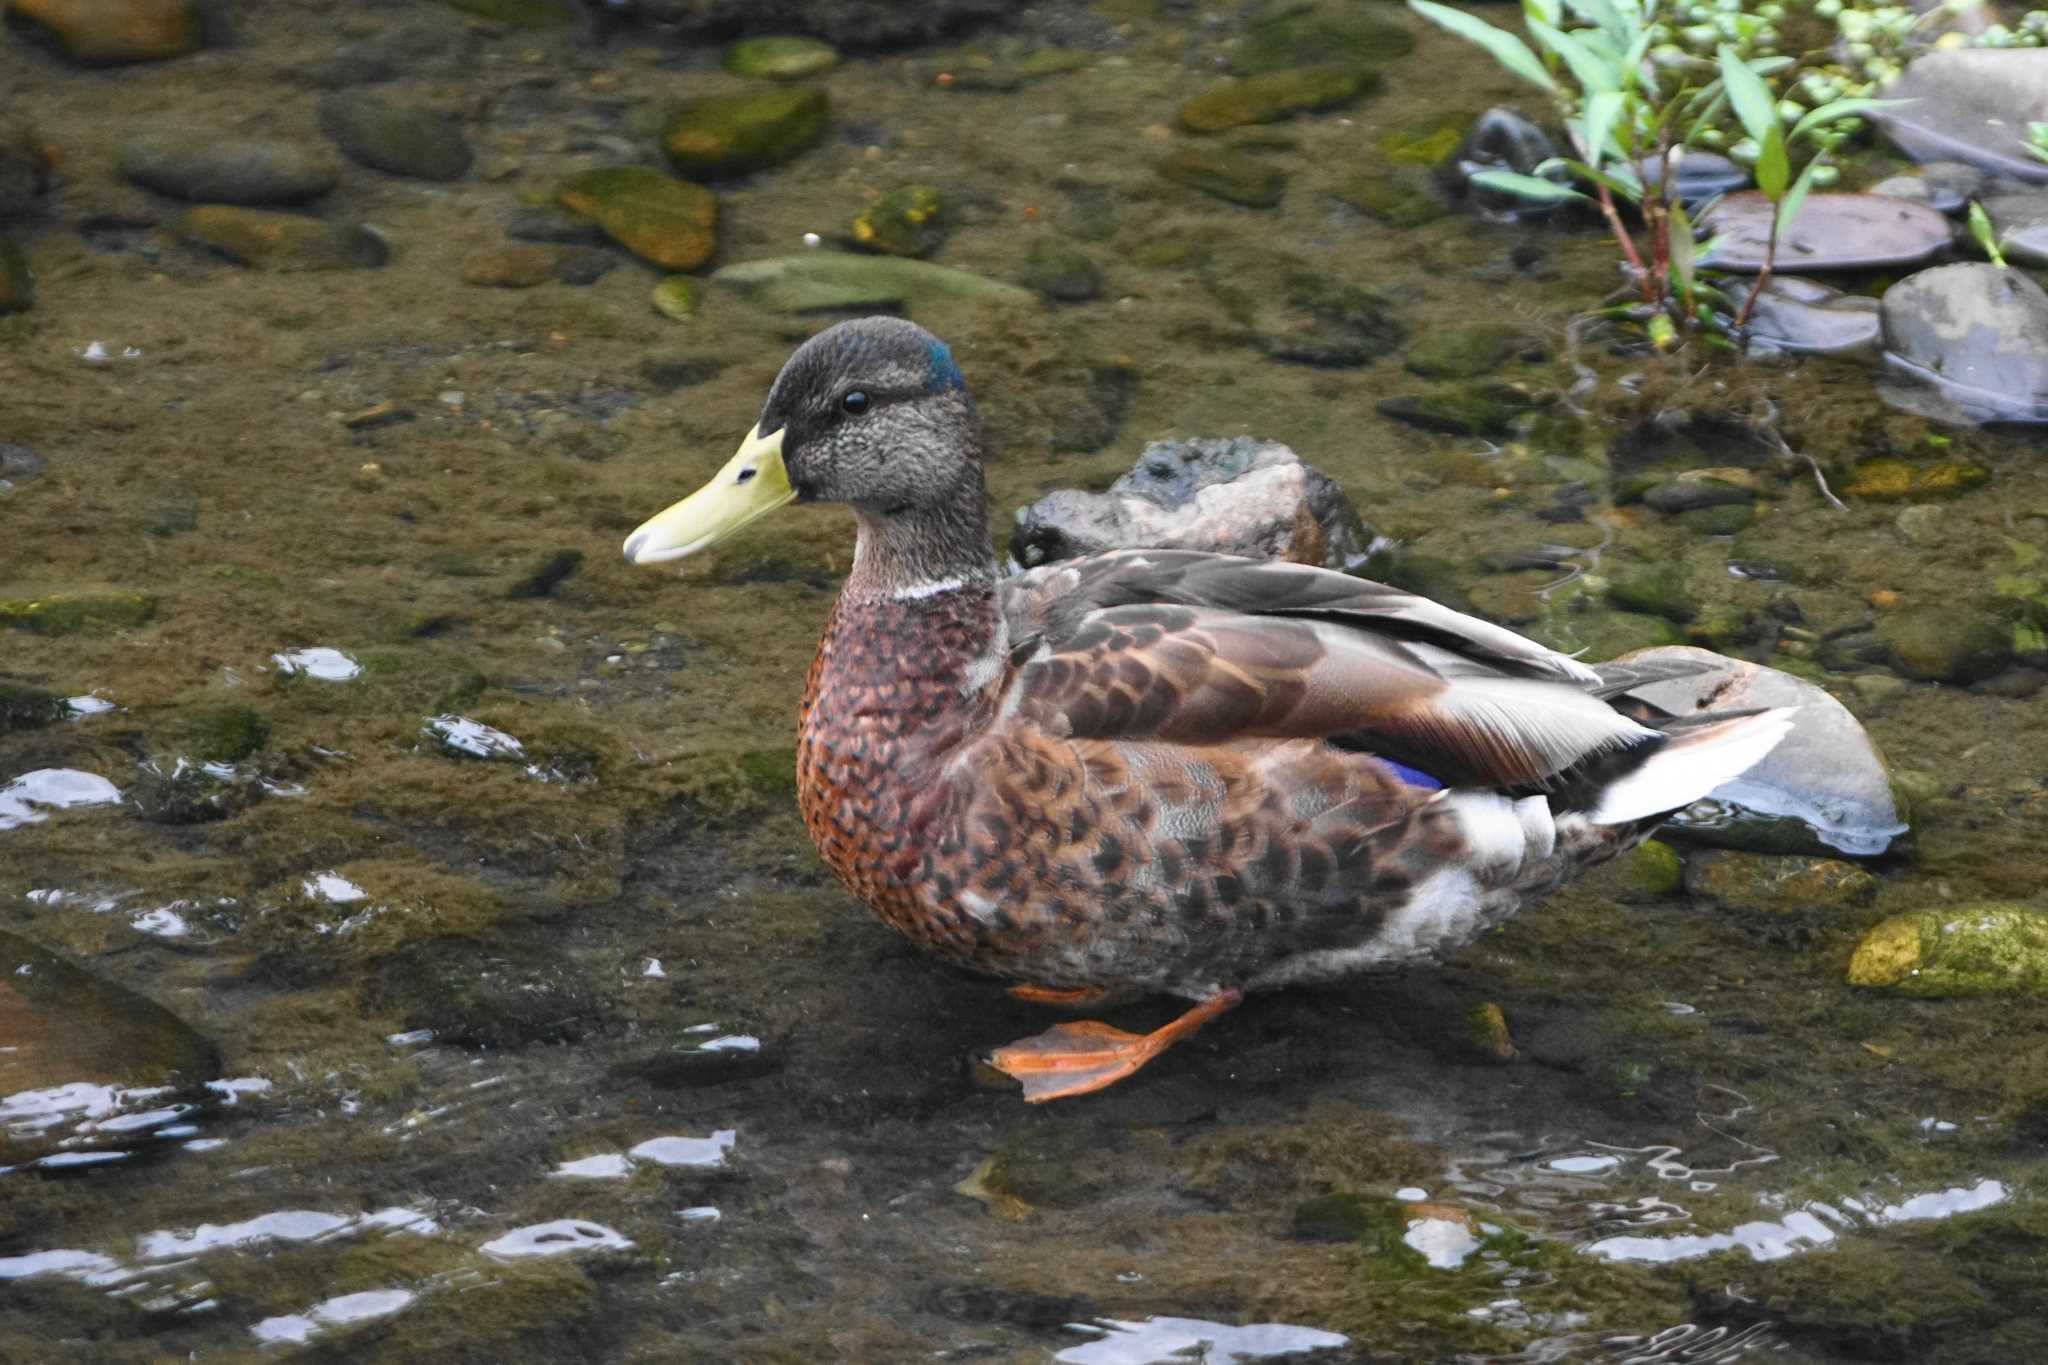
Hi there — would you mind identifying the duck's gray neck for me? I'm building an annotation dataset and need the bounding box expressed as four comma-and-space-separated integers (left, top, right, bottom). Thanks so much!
841, 477, 999, 606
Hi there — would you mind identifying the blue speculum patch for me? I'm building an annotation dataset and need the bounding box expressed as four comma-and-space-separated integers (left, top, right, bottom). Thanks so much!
926, 340, 964, 391
1382, 759, 1443, 791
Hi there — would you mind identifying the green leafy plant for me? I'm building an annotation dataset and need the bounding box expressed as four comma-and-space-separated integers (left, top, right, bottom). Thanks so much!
1408, 0, 1899, 344
1967, 200, 2008, 268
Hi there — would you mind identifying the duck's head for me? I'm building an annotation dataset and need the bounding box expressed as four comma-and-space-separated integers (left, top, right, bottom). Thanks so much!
623, 317, 991, 582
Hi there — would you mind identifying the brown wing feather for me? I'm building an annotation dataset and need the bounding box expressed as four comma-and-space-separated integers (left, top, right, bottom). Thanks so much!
999, 556, 1657, 789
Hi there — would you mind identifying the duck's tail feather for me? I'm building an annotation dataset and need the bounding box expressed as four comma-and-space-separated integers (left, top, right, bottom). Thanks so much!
1584, 706, 1796, 826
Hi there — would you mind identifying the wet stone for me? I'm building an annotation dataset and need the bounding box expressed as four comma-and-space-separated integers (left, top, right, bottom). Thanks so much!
1614, 644, 1907, 857
1333, 171, 1449, 228
1638, 148, 1747, 205
298, 16, 479, 88
461, 244, 557, 288
1258, 273, 1404, 366
1376, 381, 1538, 437
1840, 456, 1989, 501
724, 34, 839, 80
0, 928, 219, 1167
710, 252, 1032, 313
507, 549, 583, 599
6, 0, 200, 63
1872, 49, 2048, 186
553, 246, 614, 286
317, 92, 472, 182
1403, 323, 1539, 379
1585, 837, 1684, 902
440, 0, 577, 27
1742, 276, 1882, 357
1158, 146, 1285, 207
1230, 3, 1412, 73
1699, 192, 1953, 273
1010, 435, 1373, 571
1606, 562, 1694, 622
660, 86, 828, 178
1980, 192, 2048, 267
1880, 602, 2014, 683
179, 206, 386, 271
505, 204, 611, 247
1683, 850, 1880, 914
1450, 107, 1564, 217
1881, 263, 2048, 424
1849, 904, 2048, 995
848, 185, 946, 258
1869, 161, 1988, 216
1020, 237, 1101, 301
1639, 471, 1757, 514
1177, 65, 1377, 133
0, 590, 155, 636
118, 132, 337, 205
559, 167, 717, 272
0, 682, 66, 733
651, 275, 702, 320
1379, 111, 1474, 168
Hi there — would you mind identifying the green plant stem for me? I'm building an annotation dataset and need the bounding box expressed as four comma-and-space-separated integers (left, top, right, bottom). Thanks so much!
1593, 180, 1655, 308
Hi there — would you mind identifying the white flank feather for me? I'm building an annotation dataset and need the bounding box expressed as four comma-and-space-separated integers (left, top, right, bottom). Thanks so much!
1587, 707, 1798, 826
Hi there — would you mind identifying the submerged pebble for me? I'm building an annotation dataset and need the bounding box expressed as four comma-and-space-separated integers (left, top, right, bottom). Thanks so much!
558, 167, 718, 271
1700, 193, 1953, 273
1849, 906, 2048, 995
1881, 263, 2048, 424
317, 92, 472, 181
8, 0, 200, 62
118, 132, 337, 204
660, 86, 828, 178
711, 252, 1032, 313
724, 35, 839, 81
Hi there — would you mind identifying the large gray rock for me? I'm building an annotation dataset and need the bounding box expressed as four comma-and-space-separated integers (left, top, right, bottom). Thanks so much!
1880, 262, 2048, 424
1009, 436, 1373, 572
1872, 50, 2048, 185
1743, 275, 1881, 357
118, 132, 338, 204
1699, 192, 1951, 272
1981, 191, 2048, 267
1613, 645, 1908, 858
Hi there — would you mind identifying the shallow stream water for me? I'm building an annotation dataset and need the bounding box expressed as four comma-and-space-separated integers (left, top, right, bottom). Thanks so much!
4, 3, 2047, 1362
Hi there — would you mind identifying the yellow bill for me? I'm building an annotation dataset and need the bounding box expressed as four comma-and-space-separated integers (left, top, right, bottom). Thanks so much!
622, 425, 794, 565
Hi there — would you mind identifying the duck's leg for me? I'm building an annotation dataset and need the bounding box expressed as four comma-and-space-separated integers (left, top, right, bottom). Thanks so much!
984, 988, 1242, 1102
1006, 983, 1116, 1007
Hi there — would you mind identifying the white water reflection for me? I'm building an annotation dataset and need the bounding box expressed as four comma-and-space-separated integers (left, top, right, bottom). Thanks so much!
271, 648, 361, 681
1057, 1315, 1347, 1364
1403, 1214, 1482, 1270
251, 1287, 417, 1345
479, 1219, 633, 1259
0, 1206, 439, 1284
550, 1130, 736, 1178
423, 714, 524, 759
1585, 1180, 2010, 1264
0, 769, 121, 832
302, 872, 368, 903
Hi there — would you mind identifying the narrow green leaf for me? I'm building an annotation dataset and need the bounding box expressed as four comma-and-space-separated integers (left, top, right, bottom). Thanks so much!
1716, 45, 1781, 150
1468, 168, 1593, 204
1789, 96, 1911, 143
1409, 0, 1557, 92
1616, 26, 1654, 96
1522, 0, 1563, 28
1772, 156, 1825, 243
1668, 200, 1697, 295
1562, 0, 1628, 45
1754, 124, 1789, 201
1529, 17, 1618, 93
1683, 86, 1729, 144
1581, 89, 1626, 171
1968, 200, 2008, 268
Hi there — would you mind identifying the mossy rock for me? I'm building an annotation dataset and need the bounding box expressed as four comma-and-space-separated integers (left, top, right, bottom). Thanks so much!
1020, 237, 1102, 301
1403, 323, 1538, 380
724, 35, 839, 80
1584, 838, 1684, 902
1672, 501, 1758, 535
1376, 381, 1537, 436
1880, 603, 2013, 683
651, 274, 702, 320
1848, 904, 2048, 995
317, 92, 471, 182
0, 590, 155, 635
178, 207, 386, 271
460, 244, 557, 288
661, 86, 828, 178
710, 252, 1033, 312
559, 167, 717, 271
1240, 270, 1404, 366
1178, 65, 1377, 133
1332, 172, 1448, 228
0, 234, 33, 312
1230, 5, 1415, 74
438, 0, 576, 27
1606, 562, 1695, 623
1378, 110, 1477, 167
849, 185, 946, 258
177, 705, 270, 762
1682, 850, 1879, 914
0, 681, 65, 732
1157, 146, 1286, 207
1536, 609, 1683, 661
1842, 456, 1990, 501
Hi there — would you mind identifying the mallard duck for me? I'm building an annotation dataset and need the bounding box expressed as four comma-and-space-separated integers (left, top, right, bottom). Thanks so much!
624, 317, 1792, 1102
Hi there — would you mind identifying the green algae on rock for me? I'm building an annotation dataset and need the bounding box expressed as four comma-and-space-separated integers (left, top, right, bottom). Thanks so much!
1229, 4, 1414, 74
0, 590, 155, 635
179, 206, 387, 271
318, 92, 471, 182
660, 86, 828, 178
7, 0, 199, 62
461, 244, 558, 288
1842, 456, 1991, 502
0, 682, 65, 732
1682, 850, 1879, 914
848, 185, 946, 257
1333, 171, 1449, 227
1377, 380, 1539, 437
1378, 110, 1477, 167
1849, 905, 2048, 995
558, 167, 717, 272
1020, 237, 1101, 302
710, 252, 1032, 313
1880, 603, 2014, 683
1586, 838, 1684, 902
1178, 66, 1377, 133
1403, 323, 1538, 380
1157, 146, 1286, 207
651, 274, 702, 320
0, 235, 30, 312
724, 35, 839, 81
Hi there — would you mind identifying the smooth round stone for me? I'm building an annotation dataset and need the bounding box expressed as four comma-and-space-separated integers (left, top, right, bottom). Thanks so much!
1638, 149, 1747, 205
1699, 192, 1953, 272
1869, 161, 1987, 216
650, 275, 701, 320
709, 252, 1032, 313
461, 245, 557, 288
1453, 106, 1564, 218
178, 206, 386, 271
317, 92, 472, 182
1177, 66, 1376, 133
1611, 645, 1907, 858
558, 167, 717, 271
1157, 146, 1286, 207
1742, 275, 1881, 356
7, 0, 199, 63
118, 132, 338, 204
1881, 262, 2048, 423
1872, 50, 2048, 186
723, 35, 838, 81
1981, 191, 2048, 266
660, 86, 827, 178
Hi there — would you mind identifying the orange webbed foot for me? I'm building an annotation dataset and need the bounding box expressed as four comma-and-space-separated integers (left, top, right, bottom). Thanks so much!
984, 988, 1241, 1102
1006, 983, 1116, 1008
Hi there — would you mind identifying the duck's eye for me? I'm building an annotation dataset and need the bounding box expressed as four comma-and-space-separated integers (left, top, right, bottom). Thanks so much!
840, 390, 870, 415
